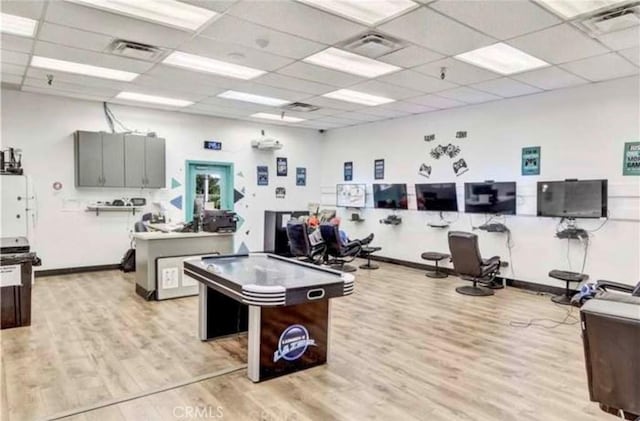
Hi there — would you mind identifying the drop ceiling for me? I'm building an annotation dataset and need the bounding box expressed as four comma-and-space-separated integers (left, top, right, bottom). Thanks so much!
1, 0, 638, 131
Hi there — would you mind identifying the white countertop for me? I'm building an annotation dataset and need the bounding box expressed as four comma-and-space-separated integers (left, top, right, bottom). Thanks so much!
133, 231, 234, 241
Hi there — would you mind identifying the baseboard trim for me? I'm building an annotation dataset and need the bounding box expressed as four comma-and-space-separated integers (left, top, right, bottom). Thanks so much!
35, 264, 120, 278
368, 255, 569, 296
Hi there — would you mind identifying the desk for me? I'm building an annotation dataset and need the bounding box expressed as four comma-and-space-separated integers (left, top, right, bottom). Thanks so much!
133, 231, 234, 300
145, 222, 185, 233
183, 253, 354, 382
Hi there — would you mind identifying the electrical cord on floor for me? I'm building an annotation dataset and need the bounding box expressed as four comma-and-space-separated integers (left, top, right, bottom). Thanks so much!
508, 302, 579, 329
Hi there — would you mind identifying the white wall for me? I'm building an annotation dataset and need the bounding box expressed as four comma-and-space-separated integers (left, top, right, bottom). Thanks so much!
320, 77, 640, 287
1, 89, 323, 270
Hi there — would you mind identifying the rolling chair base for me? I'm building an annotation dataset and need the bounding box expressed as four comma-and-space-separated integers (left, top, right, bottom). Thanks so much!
330, 263, 357, 273
359, 263, 379, 270
551, 294, 572, 305
486, 280, 504, 289
456, 285, 494, 296
426, 271, 448, 279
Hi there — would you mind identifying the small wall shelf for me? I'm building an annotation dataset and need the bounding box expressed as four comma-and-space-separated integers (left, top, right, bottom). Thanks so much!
86, 205, 144, 216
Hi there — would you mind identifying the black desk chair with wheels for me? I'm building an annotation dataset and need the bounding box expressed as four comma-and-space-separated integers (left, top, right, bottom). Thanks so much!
448, 231, 501, 296
319, 224, 361, 273
285, 221, 325, 265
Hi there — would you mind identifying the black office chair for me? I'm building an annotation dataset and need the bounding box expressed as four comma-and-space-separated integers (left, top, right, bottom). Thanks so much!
319, 223, 361, 272
285, 221, 326, 264
141, 213, 153, 222
134, 221, 148, 232
448, 231, 501, 296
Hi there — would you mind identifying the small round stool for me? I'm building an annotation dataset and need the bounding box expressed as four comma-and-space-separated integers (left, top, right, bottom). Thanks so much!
359, 246, 382, 270
548, 269, 589, 305
421, 252, 450, 278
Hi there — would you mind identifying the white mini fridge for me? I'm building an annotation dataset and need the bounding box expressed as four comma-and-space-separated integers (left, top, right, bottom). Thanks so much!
1, 175, 35, 239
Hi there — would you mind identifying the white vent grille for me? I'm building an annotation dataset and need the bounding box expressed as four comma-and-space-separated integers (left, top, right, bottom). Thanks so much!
339, 32, 406, 58
576, 2, 640, 36
107, 40, 165, 61
282, 102, 320, 112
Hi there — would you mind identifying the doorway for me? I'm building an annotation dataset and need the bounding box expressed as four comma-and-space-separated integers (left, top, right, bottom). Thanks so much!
185, 161, 234, 222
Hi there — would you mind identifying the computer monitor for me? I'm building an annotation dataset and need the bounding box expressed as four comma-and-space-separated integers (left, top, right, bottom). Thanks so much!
464, 182, 517, 215
373, 184, 408, 210
336, 184, 366, 208
537, 179, 607, 218
415, 183, 458, 212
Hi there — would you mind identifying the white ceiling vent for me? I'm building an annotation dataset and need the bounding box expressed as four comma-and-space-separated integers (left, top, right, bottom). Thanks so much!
282, 102, 320, 112
576, 2, 640, 36
107, 40, 165, 61
339, 32, 406, 58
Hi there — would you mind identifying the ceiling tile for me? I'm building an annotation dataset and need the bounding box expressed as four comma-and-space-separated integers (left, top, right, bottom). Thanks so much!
429, 0, 560, 40
131, 75, 226, 97
1, 74, 23, 85
33, 41, 154, 73
23, 77, 120, 98
145, 65, 250, 91
377, 69, 457, 93
44, 1, 193, 49
363, 106, 412, 118
193, 98, 272, 113
508, 24, 609, 64
437, 86, 502, 103
413, 57, 501, 84
199, 14, 325, 59
1, 50, 30, 66
470, 77, 542, 98
180, 36, 294, 72
1, 63, 26, 76
277, 61, 365, 87
347, 80, 421, 100
25, 67, 131, 90
226, 1, 366, 44
252, 72, 335, 95
619, 47, 640, 66
377, 8, 495, 55
378, 101, 437, 114
22, 85, 112, 102
406, 94, 467, 109
118, 85, 208, 103
38, 23, 115, 54
377, 45, 444, 68
597, 26, 640, 51
303, 95, 368, 111
219, 83, 313, 102
559, 53, 639, 82
511, 66, 588, 90
1, 0, 45, 19
338, 111, 381, 122
180, 0, 237, 14
1, 34, 34, 54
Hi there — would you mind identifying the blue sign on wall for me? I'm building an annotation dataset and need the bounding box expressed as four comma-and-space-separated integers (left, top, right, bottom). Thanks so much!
344, 162, 353, 181
374, 159, 384, 180
204, 140, 222, 150
257, 166, 268, 186
522, 146, 541, 176
296, 167, 306, 186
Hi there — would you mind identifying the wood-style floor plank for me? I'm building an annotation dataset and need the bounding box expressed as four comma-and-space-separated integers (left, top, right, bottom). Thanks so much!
1, 261, 610, 421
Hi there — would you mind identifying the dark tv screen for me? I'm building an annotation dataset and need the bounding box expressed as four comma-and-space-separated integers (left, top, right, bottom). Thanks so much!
373, 184, 408, 209
537, 179, 607, 218
464, 182, 517, 215
416, 183, 458, 212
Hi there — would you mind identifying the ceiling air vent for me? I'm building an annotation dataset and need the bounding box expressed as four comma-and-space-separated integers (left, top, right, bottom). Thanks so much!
575, 1, 640, 36
107, 40, 165, 61
339, 32, 406, 58
282, 102, 320, 112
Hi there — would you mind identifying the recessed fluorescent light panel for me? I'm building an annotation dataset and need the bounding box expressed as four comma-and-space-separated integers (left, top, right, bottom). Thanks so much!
303, 47, 400, 78
536, 0, 627, 19
65, 0, 217, 31
163, 52, 266, 80
0, 13, 38, 37
116, 92, 193, 107
30, 56, 139, 81
322, 89, 395, 106
218, 90, 290, 106
455, 43, 550, 75
297, 0, 417, 25
251, 113, 305, 123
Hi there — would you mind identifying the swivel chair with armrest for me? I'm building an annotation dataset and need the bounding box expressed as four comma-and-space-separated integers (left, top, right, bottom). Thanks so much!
134, 221, 148, 232
319, 223, 361, 273
285, 221, 326, 265
448, 231, 501, 296
580, 280, 640, 420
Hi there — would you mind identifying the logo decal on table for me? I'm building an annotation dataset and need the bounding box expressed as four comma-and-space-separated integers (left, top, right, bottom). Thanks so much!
273, 324, 316, 363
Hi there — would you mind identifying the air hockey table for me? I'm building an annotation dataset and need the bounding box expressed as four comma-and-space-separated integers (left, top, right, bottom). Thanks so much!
183, 253, 354, 382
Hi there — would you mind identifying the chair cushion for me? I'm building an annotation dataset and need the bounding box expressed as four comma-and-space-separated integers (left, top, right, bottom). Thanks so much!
549, 269, 588, 282
482, 256, 500, 266
421, 252, 449, 261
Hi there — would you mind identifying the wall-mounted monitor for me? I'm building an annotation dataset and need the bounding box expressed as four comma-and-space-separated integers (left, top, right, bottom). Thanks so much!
373, 184, 408, 210
336, 184, 366, 208
537, 179, 607, 219
464, 182, 517, 215
416, 183, 458, 212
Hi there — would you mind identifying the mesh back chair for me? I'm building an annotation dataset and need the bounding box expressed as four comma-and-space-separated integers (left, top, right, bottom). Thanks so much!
285, 221, 325, 264
319, 223, 361, 272
134, 221, 148, 232
448, 231, 501, 296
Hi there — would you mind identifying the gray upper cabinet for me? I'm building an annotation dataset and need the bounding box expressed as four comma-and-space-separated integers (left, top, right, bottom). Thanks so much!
75, 131, 165, 188
124, 135, 166, 188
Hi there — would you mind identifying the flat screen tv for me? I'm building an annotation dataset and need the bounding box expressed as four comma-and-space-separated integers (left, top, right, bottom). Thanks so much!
415, 183, 458, 212
464, 182, 517, 215
537, 179, 607, 218
336, 184, 366, 208
373, 184, 408, 210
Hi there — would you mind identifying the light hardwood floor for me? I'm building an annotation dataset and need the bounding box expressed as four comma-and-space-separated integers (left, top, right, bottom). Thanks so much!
1, 261, 610, 421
